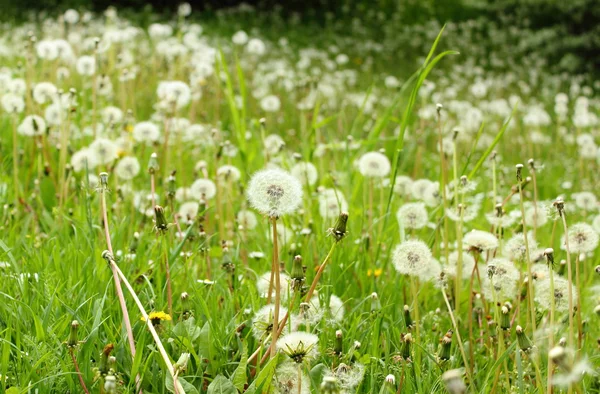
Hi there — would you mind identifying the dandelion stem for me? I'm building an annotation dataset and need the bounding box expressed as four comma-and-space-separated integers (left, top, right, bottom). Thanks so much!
69, 348, 90, 394
11, 115, 20, 205
547, 259, 556, 394
559, 212, 575, 349
516, 176, 536, 335
574, 254, 582, 348
304, 242, 337, 304
269, 216, 281, 359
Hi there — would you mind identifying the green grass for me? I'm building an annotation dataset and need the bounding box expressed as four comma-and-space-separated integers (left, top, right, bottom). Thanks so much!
0, 5, 599, 394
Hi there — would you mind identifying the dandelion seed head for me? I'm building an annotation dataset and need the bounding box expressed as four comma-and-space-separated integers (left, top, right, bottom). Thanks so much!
503, 232, 538, 261
357, 151, 391, 178
535, 276, 578, 314
276, 331, 319, 363
463, 230, 498, 252
392, 240, 435, 279
190, 178, 217, 200
396, 202, 428, 230
247, 168, 303, 217
562, 222, 599, 254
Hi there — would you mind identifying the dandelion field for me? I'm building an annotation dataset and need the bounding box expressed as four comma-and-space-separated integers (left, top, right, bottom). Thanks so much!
0, 3, 599, 394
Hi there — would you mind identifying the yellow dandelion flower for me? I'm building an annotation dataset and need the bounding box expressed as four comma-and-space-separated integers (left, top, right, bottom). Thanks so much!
142, 311, 172, 325
367, 268, 383, 277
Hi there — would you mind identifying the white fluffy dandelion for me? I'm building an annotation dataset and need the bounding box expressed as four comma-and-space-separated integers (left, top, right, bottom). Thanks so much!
272, 363, 310, 394
132, 121, 161, 144
503, 232, 538, 261
482, 258, 520, 301
216, 165, 241, 182
357, 151, 391, 178
257, 271, 291, 301
392, 240, 435, 280
252, 304, 288, 341
247, 168, 303, 218
291, 162, 318, 186
89, 138, 118, 165
562, 222, 599, 254
276, 331, 319, 363
18, 115, 46, 137
534, 276, 578, 314
396, 202, 428, 230
237, 210, 258, 230
178, 201, 199, 220
114, 156, 140, 180
463, 230, 498, 252
190, 178, 217, 200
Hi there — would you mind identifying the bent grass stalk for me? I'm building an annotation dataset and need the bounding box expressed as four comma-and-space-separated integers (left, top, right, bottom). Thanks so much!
99, 176, 142, 393
105, 252, 185, 394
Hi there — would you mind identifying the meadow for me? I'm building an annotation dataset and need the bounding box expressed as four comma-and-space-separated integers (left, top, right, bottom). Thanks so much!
0, 3, 599, 393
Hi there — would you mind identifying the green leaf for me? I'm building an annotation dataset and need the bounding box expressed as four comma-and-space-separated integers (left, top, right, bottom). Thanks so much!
165, 374, 200, 394
172, 317, 201, 342
231, 342, 248, 392
198, 321, 213, 360
244, 354, 279, 394
207, 375, 237, 394
5, 388, 20, 394
309, 363, 326, 388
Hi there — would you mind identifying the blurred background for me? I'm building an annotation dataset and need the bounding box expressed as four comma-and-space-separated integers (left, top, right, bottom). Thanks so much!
0, 0, 598, 74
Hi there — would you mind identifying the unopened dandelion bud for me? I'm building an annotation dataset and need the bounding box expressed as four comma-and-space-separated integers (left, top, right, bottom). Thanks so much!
329, 212, 348, 242
401, 333, 412, 360
436, 103, 443, 113
98, 343, 114, 376
544, 248, 555, 267
181, 292, 191, 319
558, 337, 567, 347
291, 255, 304, 280
404, 305, 414, 328
595, 265, 600, 275
154, 205, 169, 232
442, 369, 466, 394
221, 245, 234, 272
167, 172, 176, 199
495, 203, 503, 217
500, 304, 511, 331
516, 325, 533, 353
147, 152, 159, 174
516, 164, 524, 182
594, 305, 600, 317
370, 292, 381, 313
439, 330, 453, 361
99, 172, 109, 188
101, 250, 114, 264
334, 330, 343, 356
67, 320, 80, 347
558, 259, 566, 275
174, 352, 190, 374
452, 128, 459, 140
553, 198, 565, 217
320, 376, 340, 394
549, 346, 570, 370
382, 374, 396, 391
104, 375, 117, 394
